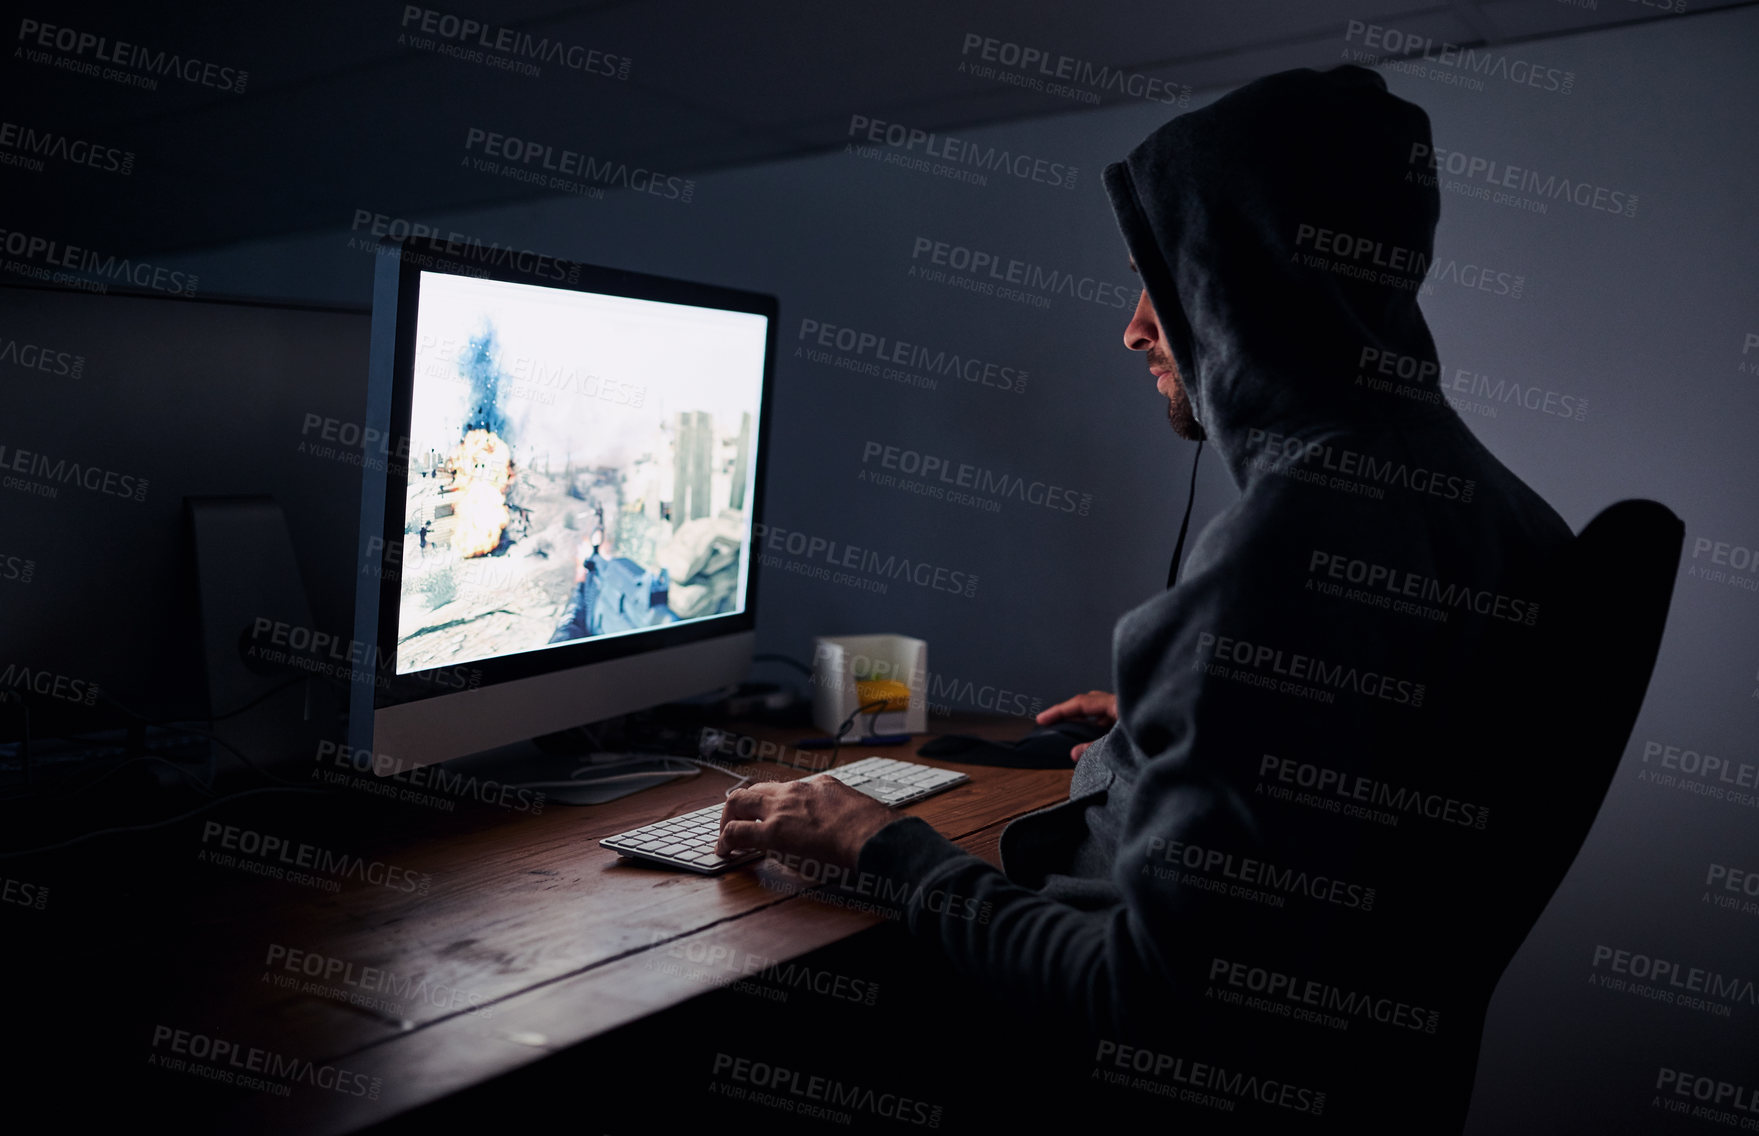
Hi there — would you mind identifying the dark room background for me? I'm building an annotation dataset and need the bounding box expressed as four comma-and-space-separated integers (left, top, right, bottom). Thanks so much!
3, 3, 1757, 1132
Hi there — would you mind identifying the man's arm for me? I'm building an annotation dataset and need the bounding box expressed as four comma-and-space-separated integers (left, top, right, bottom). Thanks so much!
716, 592, 1275, 1038
715, 486, 1387, 1037
715, 775, 1159, 1036
849, 753, 1258, 1040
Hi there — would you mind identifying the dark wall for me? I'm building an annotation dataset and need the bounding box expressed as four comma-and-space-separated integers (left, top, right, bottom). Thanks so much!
4, 4, 1757, 1132
0, 288, 371, 719
172, 6, 1759, 712
169, 9, 1759, 1129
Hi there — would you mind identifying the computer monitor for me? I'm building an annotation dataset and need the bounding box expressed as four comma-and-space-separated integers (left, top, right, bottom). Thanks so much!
349, 242, 776, 769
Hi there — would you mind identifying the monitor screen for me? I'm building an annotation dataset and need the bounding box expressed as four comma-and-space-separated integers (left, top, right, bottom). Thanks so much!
394, 270, 768, 675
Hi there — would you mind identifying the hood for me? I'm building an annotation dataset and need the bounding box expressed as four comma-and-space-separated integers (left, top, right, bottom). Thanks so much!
1103, 65, 1456, 489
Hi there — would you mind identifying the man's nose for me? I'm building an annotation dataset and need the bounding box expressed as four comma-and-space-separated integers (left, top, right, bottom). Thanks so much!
1124, 289, 1156, 351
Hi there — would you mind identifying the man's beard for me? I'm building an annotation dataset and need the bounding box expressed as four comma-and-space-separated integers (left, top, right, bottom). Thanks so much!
1150, 348, 1206, 441
1166, 385, 1206, 440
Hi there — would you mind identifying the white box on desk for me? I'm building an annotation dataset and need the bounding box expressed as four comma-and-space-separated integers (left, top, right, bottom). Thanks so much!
811, 634, 928, 739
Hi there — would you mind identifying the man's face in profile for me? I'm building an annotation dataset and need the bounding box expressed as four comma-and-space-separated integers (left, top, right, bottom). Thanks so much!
1124, 262, 1204, 440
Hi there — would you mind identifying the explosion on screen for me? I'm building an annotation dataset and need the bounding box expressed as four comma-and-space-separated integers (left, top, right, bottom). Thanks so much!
447, 428, 514, 557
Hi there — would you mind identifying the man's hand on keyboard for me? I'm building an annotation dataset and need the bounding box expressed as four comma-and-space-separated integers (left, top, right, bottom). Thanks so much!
1036, 690, 1118, 761
714, 775, 897, 871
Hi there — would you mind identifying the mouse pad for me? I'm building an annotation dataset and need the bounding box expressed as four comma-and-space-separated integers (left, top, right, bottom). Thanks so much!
915, 721, 1108, 769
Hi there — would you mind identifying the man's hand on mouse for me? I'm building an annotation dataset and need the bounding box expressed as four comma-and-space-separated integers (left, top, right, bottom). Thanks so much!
715, 775, 898, 870
1036, 690, 1119, 761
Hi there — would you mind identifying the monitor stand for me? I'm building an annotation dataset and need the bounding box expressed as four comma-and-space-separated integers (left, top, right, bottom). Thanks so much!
435, 719, 714, 806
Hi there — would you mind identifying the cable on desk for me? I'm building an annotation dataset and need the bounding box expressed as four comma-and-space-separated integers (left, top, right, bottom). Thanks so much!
686, 757, 752, 796
0, 753, 215, 806
202, 677, 320, 723
752, 653, 814, 676
96, 689, 315, 789
0, 693, 216, 802
515, 755, 752, 799
0, 686, 342, 848
0, 785, 331, 860
1, 693, 29, 786
4, 677, 336, 799
829, 699, 892, 770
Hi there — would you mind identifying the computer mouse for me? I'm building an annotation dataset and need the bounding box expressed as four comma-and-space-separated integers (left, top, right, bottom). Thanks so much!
1026, 721, 1108, 744
915, 719, 1109, 768
915, 733, 985, 757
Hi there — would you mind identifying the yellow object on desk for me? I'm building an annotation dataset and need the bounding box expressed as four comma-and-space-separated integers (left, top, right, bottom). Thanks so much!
855, 679, 912, 712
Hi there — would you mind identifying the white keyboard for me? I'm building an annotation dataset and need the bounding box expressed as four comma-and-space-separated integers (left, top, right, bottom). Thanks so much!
600, 801, 760, 874
600, 757, 970, 874
821, 756, 969, 807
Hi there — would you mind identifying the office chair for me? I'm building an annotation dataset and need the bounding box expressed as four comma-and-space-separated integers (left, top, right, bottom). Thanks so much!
1449, 498, 1685, 1123
1505, 500, 1683, 950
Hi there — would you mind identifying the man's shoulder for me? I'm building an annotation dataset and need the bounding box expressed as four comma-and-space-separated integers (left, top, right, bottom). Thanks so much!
1178, 474, 1344, 589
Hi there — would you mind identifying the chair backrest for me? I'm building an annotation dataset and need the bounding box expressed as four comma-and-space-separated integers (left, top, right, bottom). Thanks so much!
1499, 498, 1684, 967
1420, 500, 1686, 1132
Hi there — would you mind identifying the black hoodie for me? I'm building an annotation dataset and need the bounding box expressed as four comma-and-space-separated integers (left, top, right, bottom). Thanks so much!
857, 65, 1571, 1132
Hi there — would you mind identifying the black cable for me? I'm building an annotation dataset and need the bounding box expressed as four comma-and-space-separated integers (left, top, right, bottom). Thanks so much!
0, 684, 340, 857
96, 687, 317, 787
1, 678, 337, 804
0, 785, 330, 860
101, 676, 320, 728
1, 689, 219, 802
136, 721, 313, 788
0, 752, 215, 806
1166, 439, 1205, 589
16, 675, 331, 756
829, 699, 891, 770
0, 713, 317, 799
752, 653, 814, 676
3, 695, 30, 786
213, 676, 324, 722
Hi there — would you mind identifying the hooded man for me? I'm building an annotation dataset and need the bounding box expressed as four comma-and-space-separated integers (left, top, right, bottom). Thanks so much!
717, 64, 1571, 1131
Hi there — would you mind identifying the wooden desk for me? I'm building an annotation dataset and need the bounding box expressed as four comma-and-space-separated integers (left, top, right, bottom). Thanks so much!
111, 713, 1071, 1133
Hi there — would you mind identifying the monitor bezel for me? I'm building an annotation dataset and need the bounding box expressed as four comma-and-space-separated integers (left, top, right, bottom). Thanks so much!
366, 239, 775, 710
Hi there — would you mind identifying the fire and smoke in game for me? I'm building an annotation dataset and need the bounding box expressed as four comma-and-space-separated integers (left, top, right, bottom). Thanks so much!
395, 272, 767, 674
447, 329, 516, 559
